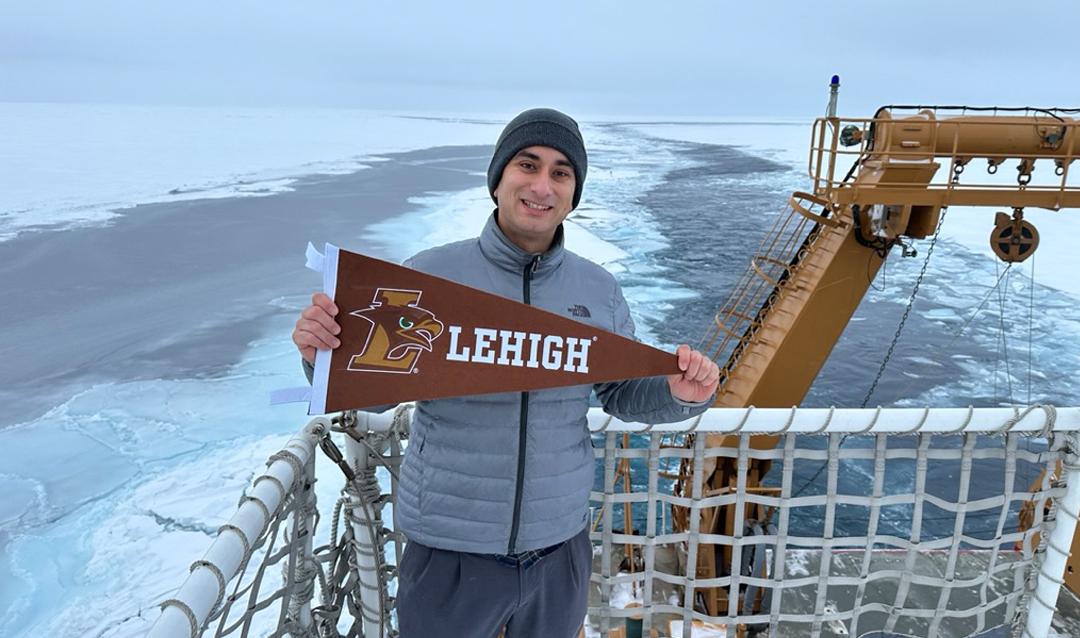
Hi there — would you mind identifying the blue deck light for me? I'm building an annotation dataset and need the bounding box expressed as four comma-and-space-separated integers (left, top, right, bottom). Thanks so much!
827, 75, 841, 117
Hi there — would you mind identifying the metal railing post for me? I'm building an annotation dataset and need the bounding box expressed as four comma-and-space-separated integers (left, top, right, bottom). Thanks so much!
1023, 432, 1080, 637
284, 453, 318, 635
342, 410, 402, 638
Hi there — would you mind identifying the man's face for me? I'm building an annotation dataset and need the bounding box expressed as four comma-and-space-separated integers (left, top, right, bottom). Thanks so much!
493, 145, 576, 254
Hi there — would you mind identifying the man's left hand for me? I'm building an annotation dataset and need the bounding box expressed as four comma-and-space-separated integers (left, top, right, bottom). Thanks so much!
667, 344, 720, 404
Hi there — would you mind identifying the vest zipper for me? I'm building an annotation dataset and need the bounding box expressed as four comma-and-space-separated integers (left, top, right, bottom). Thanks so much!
508, 254, 541, 554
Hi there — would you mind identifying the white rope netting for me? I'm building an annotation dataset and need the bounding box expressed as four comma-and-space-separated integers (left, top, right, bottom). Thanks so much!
151, 407, 1079, 638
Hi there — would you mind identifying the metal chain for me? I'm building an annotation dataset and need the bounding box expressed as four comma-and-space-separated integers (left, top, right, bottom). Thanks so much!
796, 173, 957, 499
864, 205, 950, 405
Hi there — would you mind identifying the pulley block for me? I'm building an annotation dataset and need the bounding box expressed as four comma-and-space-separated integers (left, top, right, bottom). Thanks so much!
990, 211, 1039, 263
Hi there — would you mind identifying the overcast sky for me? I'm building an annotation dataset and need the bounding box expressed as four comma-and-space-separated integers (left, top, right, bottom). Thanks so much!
2, 0, 1078, 118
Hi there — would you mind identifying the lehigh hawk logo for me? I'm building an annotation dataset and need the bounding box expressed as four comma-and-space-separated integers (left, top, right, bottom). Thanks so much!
347, 288, 445, 374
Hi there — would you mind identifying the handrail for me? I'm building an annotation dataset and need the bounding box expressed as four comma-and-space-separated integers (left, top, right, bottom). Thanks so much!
148, 420, 324, 638
808, 109, 1080, 210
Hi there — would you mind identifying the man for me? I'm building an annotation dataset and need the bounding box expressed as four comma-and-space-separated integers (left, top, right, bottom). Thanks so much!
292, 108, 719, 638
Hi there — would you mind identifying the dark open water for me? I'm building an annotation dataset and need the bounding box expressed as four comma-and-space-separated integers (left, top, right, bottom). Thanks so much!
588, 125, 1066, 545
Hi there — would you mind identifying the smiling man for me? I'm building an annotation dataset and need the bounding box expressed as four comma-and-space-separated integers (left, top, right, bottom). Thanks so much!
291, 108, 720, 638
490, 149, 576, 253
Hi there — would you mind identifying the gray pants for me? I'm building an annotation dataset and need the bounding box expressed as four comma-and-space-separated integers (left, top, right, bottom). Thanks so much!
396, 527, 592, 638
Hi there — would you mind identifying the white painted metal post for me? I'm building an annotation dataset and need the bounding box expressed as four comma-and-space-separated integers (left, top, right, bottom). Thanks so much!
285, 453, 318, 633
1023, 434, 1080, 637
342, 426, 393, 638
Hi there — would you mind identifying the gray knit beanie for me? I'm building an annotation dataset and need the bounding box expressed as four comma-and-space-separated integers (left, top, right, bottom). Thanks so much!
487, 108, 588, 209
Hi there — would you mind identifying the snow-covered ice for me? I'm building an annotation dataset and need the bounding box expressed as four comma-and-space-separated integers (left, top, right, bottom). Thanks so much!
0, 103, 503, 242
4, 104, 1080, 636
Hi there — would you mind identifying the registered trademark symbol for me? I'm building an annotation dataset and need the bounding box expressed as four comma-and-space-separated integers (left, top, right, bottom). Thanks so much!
592, 336, 598, 341
413, 369, 419, 374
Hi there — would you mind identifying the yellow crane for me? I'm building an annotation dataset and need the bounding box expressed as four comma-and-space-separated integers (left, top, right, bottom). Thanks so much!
676, 96, 1080, 620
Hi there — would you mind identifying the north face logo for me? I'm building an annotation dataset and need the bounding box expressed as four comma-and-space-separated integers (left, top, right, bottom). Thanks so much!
568, 304, 591, 318
347, 288, 445, 374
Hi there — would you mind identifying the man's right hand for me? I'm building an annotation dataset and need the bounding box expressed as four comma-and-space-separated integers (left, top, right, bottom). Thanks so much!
292, 292, 341, 364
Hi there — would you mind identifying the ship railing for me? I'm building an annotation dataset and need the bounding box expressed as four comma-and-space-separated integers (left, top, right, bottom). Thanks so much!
587, 405, 1077, 638
147, 408, 411, 638
147, 405, 1080, 638
700, 190, 830, 382
808, 106, 1080, 210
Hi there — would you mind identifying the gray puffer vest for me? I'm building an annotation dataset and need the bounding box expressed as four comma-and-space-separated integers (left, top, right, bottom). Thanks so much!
370, 213, 709, 554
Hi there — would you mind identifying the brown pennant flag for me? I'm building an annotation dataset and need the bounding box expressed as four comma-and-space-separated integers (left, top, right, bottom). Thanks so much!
308, 245, 680, 413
